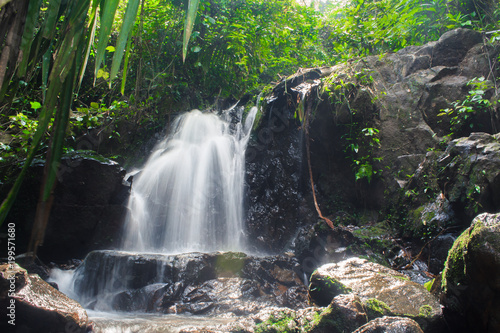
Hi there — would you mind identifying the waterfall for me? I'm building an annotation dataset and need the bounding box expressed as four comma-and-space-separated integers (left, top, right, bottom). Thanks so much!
121, 105, 257, 253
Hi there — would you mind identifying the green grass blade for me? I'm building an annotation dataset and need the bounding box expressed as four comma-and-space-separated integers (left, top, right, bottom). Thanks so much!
182, 0, 200, 62
78, 1, 99, 89
94, 0, 120, 83
109, 0, 139, 86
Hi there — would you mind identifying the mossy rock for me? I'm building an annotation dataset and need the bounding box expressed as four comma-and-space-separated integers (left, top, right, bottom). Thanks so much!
441, 213, 500, 332
309, 258, 442, 327
363, 298, 393, 320
308, 270, 352, 306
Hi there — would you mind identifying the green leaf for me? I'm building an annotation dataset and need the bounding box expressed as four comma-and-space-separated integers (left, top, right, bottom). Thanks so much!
97, 68, 109, 80
109, 0, 140, 86
182, 0, 201, 62
106, 45, 116, 52
94, 0, 120, 82
30, 101, 42, 110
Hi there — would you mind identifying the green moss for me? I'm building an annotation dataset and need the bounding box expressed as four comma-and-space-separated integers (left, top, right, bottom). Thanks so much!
364, 298, 392, 320
442, 219, 493, 294
441, 226, 474, 293
215, 252, 247, 277
254, 313, 297, 333
309, 274, 352, 306
352, 223, 390, 239
306, 306, 352, 332
418, 305, 433, 317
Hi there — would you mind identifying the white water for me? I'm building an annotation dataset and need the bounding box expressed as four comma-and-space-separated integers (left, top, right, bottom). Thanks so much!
121, 106, 257, 253
49, 106, 257, 331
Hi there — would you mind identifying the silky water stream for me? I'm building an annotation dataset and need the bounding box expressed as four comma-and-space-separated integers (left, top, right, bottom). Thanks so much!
50, 105, 260, 332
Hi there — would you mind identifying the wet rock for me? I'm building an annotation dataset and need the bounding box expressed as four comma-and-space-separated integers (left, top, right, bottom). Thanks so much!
307, 294, 368, 333
0, 263, 89, 333
73, 250, 308, 315
353, 316, 424, 333
308, 258, 443, 331
437, 133, 500, 222
441, 212, 500, 333
427, 234, 456, 274
208, 294, 367, 333
2, 152, 130, 263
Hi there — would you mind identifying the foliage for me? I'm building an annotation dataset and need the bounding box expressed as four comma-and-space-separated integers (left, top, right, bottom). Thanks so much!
322, 69, 382, 183
438, 77, 496, 137
126, 0, 330, 100
322, 0, 500, 63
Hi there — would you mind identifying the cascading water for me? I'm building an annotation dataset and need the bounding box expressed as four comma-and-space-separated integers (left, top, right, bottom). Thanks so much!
49, 105, 284, 332
121, 105, 257, 253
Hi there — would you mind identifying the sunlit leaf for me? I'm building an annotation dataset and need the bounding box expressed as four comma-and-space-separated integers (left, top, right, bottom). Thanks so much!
182, 0, 201, 62
30, 101, 42, 110
94, 0, 120, 83
109, 0, 140, 86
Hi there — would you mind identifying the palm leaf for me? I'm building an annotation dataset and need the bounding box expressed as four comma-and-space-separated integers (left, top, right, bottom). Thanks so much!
78, 0, 99, 89
94, 0, 120, 83
182, 0, 200, 62
109, 0, 140, 86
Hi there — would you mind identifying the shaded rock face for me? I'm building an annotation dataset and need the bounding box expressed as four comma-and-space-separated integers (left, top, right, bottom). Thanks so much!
2, 152, 130, 262
245, 70, 329, 253
245, 28, 499, 253
438, 133, 500, 221
308, 258, 443, 332
0, 263, 89, 333
73, 250, 308, 316
441, 212, 500, 333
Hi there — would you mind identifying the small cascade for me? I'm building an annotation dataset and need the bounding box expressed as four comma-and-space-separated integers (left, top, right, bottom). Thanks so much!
122, 106, 257, 253
49, 103, 309, 329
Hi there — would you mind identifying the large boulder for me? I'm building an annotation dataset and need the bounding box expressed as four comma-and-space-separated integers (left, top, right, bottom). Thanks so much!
0, 263, 89, 333
2, 151, 130, 262
309, 258, 443, 331
441, 212, 500, 333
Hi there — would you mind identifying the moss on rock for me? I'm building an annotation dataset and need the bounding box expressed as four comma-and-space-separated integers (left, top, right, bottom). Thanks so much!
363, 298, 393, 320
